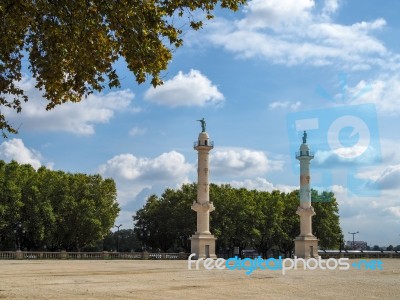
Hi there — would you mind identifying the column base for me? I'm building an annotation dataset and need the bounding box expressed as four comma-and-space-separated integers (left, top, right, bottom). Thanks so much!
294, 236, 319, 258
189, 233, 217, 259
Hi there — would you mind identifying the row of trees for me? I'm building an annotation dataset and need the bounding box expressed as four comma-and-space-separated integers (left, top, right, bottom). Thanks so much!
84, 229, 142, 252
0, 160, 119, 251
0, 159, 343, 254
133, 183, 343, 257
369, 245, 400, 251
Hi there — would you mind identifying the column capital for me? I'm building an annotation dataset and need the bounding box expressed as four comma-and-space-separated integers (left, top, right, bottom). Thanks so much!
191, 201, 215, 212
296, 206, 315, 217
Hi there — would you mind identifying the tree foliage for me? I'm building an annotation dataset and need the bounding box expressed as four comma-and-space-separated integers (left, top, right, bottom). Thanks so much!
133, 183, 343, 257
0, 0, 247, 136
101, 229, 142, 252
0, 160, 119, 250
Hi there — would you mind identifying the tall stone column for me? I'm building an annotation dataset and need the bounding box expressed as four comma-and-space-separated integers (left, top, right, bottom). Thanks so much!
294, 131, 319, 258
190, 119, 217, 259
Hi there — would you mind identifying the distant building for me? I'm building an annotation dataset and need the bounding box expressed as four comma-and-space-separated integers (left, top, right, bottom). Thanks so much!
346, 241, 368, 250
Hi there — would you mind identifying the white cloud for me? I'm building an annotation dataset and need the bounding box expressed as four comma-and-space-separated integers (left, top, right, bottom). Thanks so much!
314, 146, 380, 168
238, 0, 314, 30
231, 177, 274, 191
99, 151, 192, 182
0, 139, 43, 169
211, 148, 283, 177
330, 184, 346, 195
322, 0, 340, 19
384, 206, 400, 218
98, 151, 193, 206
129, 126, 147, 137
348, 75, 400, 114
144, 69, 224, 107
307, 183, 400, 245
228, 177, 297, 192
371, 164, 400, 190
5, 76, 133, 135
269, 101, 301, 110
380, 139, 400, 165
199, 0, 396, 70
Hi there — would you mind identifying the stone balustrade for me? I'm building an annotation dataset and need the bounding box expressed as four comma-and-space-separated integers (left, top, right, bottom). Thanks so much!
0, 251, 189, 260
1, 250, 399, 260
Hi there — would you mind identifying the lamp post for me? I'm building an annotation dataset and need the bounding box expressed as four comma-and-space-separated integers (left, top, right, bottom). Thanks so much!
339, 235, 344, 252
349, 231, 359, 250
13, 228, 17, 251
14, 222, 23, 251
115, 224, 122, 252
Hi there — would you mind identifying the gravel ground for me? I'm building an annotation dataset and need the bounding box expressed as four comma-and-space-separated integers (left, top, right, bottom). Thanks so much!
0, 258, 399, 299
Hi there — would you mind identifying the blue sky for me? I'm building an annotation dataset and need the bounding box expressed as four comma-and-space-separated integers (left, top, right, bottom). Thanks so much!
1, 0, 400, 246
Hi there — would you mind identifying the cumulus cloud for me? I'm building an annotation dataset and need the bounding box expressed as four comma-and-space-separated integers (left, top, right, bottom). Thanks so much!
238, 0, 314, 30
314, 146, 380, 168
144, 69, 224, 107
4, 76, 133, 135
228, 177, 297, 193
98, 151, 193, 206
333, 181, 400, 245
384, 206, 400, 218
129, 126, 147, 137
211, 148, 283, 177
99, 151, 192, 182
0, 139, 43, 169
269, 101, 301, 110
321, 0, 340, 19
370, 164, 400, 190
347, 75, 400, 115
198, 0, 396, 70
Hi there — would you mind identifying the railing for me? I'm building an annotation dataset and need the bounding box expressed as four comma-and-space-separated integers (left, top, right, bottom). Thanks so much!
2, 250, 399, 260
0, 251, 15, 259
0, 251, 189, 260
295, 151, 314, 158
148, 253, 181, 259
193, 140, 214, 147
318, 250, 400, 259
109, 252, 144, 259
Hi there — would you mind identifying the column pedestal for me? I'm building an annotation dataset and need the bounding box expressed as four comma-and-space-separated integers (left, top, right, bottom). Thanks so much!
295, 207, 319, 258
189, 234, 217, 259
190, 201, 217, 259
294, 236, 319, 258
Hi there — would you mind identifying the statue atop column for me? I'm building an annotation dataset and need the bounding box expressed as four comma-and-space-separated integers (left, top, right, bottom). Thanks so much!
197, 118, 206, 132
302, 131, 307, 144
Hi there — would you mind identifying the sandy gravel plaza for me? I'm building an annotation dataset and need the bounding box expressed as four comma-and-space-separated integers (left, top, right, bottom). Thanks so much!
0, 258, 399, 299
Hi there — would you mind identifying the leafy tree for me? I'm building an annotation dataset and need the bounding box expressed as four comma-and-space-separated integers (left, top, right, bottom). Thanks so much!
49, 173, 119, 251
312, 190, 342, 249
0, 160, 24, 249
0, 160, 119, 250
101, 229, 142, 252
209, 184, 237, 252
18, 164, 55, 250
133, 184, 343, 257
133, 185, 196, 252
0, 0, 246, 136
276, 191, 299, 257
252, 190, 285, 258
211, 185, 256, 253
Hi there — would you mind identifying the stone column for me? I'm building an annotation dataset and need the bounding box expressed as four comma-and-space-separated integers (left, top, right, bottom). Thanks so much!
190, 131, 217, 259
294, 131, 319, 258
